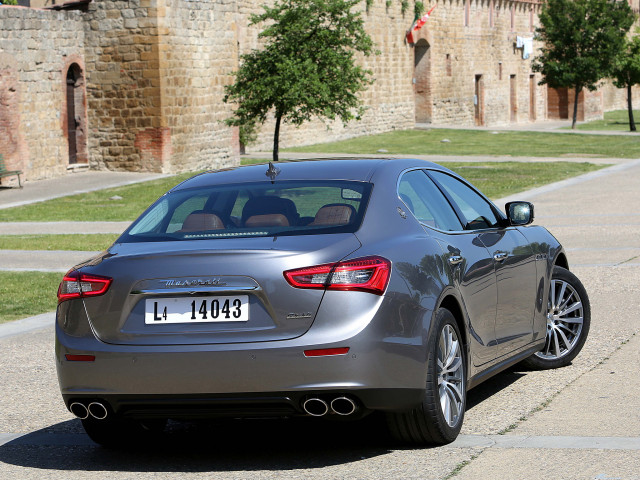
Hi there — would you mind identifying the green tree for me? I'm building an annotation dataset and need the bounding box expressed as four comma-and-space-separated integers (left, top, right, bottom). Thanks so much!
224, 0, 375, 162
611, 35, 640, 132
0, 0, 19, 5
533, 0, 634, 129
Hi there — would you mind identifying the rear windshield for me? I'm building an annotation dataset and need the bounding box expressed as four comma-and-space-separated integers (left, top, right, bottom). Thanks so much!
119, 180, 372, 243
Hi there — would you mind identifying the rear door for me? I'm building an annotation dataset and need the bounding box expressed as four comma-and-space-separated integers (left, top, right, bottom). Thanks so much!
398, 169, 499, 366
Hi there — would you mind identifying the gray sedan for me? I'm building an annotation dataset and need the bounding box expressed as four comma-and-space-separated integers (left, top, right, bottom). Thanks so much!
55, 159, 590, 446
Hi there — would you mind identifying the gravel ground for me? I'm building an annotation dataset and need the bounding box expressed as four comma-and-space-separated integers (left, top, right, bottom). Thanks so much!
1, 160, 639, 479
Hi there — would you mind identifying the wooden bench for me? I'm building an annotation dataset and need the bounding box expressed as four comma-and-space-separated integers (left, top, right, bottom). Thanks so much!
0, 154, 23, 188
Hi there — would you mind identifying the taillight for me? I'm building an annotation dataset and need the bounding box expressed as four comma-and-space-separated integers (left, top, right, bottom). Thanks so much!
57, 270, 112, 303
284, 256, 391, 295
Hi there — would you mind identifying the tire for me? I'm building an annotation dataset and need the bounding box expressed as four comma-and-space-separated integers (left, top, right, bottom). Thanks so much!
81, 417, 166, 448
387, 308, 466, 445
522, 266, 590, 370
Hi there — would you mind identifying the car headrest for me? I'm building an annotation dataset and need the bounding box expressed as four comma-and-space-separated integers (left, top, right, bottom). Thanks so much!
244, 214, 290, 227
180, 211, 225, 232
309, 204, 356, 226
241, 196, 299, 225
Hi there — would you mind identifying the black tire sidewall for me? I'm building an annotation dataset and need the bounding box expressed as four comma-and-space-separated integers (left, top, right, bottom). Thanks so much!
423, 307, 466, 443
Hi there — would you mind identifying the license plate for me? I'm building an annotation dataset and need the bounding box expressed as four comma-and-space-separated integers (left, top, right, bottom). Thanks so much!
145, 296, 249, 324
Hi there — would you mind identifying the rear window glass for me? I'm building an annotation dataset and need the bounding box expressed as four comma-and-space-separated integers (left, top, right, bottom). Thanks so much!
120, 180, 372, 242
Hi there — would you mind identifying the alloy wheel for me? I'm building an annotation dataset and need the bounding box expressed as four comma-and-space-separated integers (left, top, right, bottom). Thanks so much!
437, 324, 464, 427
536, 277, 584, 360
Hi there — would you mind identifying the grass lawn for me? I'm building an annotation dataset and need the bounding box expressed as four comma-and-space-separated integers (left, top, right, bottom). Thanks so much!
0, 271, 60, 324
569, 109, 640, 132
283, 128, 640, 158
0, 172, 197, 223
0, 234, 119, 251
242, 160, 603, 200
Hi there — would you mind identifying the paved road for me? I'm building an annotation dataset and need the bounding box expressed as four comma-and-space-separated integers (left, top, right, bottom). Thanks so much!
0, 160, 639, 479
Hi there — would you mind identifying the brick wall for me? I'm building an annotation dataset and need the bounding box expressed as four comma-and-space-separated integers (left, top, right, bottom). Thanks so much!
1, 0, 637, 182
0, 6, 85, 183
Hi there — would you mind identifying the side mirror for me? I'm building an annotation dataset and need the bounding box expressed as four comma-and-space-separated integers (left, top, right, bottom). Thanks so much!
505, 201, 534, 226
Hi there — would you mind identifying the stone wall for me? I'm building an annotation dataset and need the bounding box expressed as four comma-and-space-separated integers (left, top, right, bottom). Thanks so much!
82, 0, 167, 172
1, 0, 638, 182
0, 5, 85, 184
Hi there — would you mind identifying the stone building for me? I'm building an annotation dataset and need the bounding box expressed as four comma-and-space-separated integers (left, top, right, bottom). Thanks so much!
0, 0, 637, 186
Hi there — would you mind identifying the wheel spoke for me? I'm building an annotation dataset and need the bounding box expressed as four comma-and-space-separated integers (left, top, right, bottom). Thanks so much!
441, 356, 462, 376
559, 316, 583, 325
560, 301, 582, 317
550, 279, 557, 309
556, 281, 567, 308
556, 328, 572, 351
552, 329, 561, 357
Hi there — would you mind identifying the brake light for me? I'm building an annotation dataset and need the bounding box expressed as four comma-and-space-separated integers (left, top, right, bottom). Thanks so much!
57, 270, 112, 303
284, 256, 391, 295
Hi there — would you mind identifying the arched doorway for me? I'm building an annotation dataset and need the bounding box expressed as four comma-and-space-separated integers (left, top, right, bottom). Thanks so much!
65, 63, 87, 166
414, 39, 432, 124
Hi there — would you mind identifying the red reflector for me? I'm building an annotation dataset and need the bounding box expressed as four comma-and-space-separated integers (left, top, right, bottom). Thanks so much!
65, 354, 95, 362
304, 347, 350, 357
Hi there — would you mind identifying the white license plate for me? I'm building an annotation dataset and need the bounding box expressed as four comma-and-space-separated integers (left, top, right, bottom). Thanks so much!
145, 295, 249, 324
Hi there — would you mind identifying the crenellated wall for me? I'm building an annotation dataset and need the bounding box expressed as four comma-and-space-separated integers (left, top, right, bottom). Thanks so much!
0, 0, 637, 182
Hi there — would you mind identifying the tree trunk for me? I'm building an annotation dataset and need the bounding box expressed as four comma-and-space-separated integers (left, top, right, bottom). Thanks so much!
273, 113, 282, 162
628, 83, 636, 132
571, 86, 580, 130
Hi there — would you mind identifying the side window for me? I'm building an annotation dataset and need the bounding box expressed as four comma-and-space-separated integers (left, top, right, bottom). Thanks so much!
398, 170, 463, 231
429, 171, 501, 230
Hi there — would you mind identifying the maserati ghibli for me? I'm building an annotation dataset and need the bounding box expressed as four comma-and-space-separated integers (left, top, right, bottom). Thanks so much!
55, 159, 590, 446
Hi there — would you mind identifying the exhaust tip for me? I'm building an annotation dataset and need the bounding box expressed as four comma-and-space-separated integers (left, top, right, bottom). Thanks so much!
69, 402, 89, 420
330, 396, 357, 416
302, 397, 329, 417
88, 402, 108, 420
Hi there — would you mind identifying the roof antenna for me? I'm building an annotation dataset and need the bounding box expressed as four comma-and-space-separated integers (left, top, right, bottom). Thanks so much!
265, 162, 281, 183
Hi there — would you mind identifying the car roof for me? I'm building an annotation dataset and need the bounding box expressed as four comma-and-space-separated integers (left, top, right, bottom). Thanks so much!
172, 158, 447, 191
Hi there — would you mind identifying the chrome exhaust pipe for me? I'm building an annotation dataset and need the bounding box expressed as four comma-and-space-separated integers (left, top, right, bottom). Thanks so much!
302, 397, 329, 417
87, 402, 108, 420
69, 402, 89, 420
330, 396, 357, 416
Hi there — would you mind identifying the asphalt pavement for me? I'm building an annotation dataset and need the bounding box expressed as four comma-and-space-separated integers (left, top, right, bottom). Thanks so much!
0, 148, 639, 479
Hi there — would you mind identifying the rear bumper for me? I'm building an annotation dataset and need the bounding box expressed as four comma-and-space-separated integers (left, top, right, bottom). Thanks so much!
56, 325, 429, 415
62, 389, 425, 420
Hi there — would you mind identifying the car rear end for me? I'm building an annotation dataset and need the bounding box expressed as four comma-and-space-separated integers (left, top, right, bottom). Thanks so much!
55, 163, 426, 426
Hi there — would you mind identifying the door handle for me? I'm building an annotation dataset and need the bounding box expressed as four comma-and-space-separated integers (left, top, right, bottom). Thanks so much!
448, 255, 463, 266
493, 252, 508, 262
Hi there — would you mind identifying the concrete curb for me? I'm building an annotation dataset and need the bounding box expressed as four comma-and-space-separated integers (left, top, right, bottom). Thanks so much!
0, 312, 54, 340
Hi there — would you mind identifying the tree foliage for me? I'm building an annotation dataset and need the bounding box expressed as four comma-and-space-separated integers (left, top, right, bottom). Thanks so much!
533, 0, 634, 128
224, 0, 375, 162
611, 35, 640, 132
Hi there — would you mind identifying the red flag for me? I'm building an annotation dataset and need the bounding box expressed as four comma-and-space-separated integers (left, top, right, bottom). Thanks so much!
406, 5, 436, 44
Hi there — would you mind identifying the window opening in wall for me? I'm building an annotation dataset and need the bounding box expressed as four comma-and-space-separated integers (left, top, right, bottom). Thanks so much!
510, 74, 517, 123
474, 74, 484, 126
510, 5, 515, 32
499, 62, 503, 81
529, 6, 534, 32
65, 63, 87, 166
464, 0, 470, 27
490, 0, 495, 27
414, 40, 432, 123
529, 74, 536, 121
446, 54, 452, 77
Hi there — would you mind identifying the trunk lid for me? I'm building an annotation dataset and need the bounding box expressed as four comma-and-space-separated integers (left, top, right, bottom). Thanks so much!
77, 234, 361, 346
